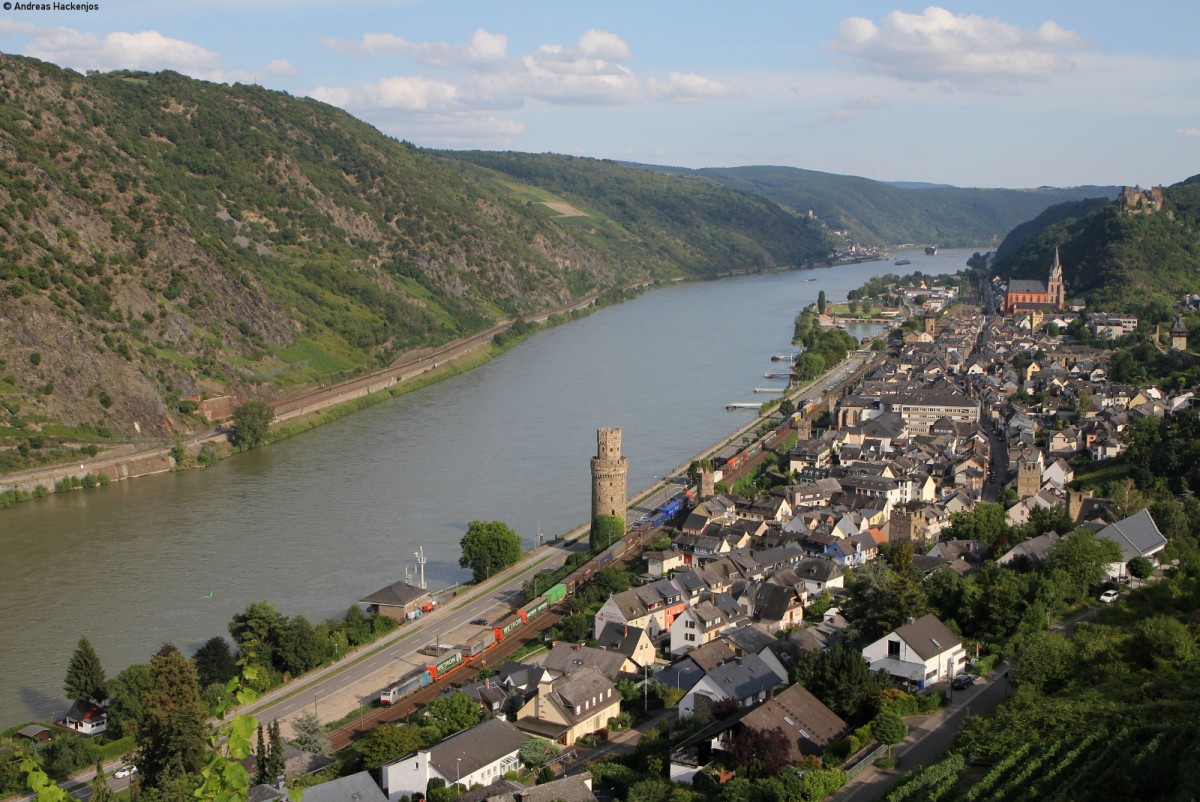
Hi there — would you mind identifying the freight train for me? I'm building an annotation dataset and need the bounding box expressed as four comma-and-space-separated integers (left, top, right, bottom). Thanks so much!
377, 582, 568, 706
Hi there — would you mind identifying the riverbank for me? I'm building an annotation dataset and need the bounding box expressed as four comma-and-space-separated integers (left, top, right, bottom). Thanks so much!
0, 283, 631, 505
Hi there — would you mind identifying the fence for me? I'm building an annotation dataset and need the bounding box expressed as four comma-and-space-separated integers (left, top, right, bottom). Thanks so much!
844, 743, 889, 778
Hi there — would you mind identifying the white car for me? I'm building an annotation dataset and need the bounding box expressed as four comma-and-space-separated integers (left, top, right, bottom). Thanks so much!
114, 766, 137, 779
1098, 590, 1120, 604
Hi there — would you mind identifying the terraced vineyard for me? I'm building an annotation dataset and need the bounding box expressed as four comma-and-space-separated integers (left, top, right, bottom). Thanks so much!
885, 725, 1200, 802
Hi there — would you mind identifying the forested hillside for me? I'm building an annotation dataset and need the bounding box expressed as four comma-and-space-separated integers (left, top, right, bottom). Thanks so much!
636, 163, 1116, 248
0, 53, 829, 460
991, 176, 1200, 310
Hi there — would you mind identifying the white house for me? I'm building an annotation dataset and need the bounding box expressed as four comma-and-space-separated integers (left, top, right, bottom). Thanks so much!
62, 701, 108, 736
1096, 508, 1168, 581
861, 614, 967, 690
381, 717, 525, 801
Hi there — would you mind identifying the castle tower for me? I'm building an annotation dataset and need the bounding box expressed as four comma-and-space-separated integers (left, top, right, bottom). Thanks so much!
795, 415, 812, 440
1171, 316, 1189, 351
1047, 248, 1066, 310
699, 469, 715, 500
1068, 488, 1094, 523
1016, 451, 1043, 500
923, 313, 936, 335
591, 427, 628, 522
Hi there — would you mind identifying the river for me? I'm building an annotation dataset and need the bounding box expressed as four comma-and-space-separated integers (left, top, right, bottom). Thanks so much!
0, 247, 973, 725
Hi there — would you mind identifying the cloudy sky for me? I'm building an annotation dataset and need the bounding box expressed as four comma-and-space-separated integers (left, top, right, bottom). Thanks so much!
1, 1, 1196, 188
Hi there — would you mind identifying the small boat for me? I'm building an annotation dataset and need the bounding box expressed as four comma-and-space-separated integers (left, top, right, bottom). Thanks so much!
925, 246, 938, 255
894, 259, 912, 266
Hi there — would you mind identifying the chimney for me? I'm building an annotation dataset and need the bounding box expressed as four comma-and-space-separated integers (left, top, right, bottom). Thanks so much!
624, 625, 628, 637
907, 617, 916, 626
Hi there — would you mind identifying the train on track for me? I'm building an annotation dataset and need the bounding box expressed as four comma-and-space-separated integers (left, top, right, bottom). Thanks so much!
379, 582, 568, 705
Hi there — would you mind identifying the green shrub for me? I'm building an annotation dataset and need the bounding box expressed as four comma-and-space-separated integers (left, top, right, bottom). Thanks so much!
198, 444, 218, 466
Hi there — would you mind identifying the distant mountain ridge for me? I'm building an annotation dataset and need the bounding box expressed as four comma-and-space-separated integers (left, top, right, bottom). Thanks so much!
628, 162, 1117, 248
991, 177, 1200, 310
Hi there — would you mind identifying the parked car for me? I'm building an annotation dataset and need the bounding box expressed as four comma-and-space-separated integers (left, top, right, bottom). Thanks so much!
951, 674, 976, 690
1099, 589, 1120, 604
470, 618, 488, 626
114, 766, 137, 779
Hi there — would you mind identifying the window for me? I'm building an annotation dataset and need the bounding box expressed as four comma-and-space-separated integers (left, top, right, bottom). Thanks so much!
686, 620, 695, 629
888, 640, 901, 658
686, 633, 696, 642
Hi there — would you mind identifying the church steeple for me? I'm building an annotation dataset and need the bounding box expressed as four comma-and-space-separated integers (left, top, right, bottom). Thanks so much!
1047, 248, 1065, 310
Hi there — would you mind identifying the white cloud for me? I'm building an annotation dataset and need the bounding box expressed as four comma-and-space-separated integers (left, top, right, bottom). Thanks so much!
647, 72, 738, 102
323, 29, 508, 67
577, 29, 631, 61
264, 59, 298, 77
312, 75, 459, 112
1180, 127, 1200, 138
825, 6, 1088, 93
26, 29, 222, 74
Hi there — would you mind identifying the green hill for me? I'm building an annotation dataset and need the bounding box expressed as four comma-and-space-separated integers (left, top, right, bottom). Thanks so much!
0, 54, 834, 465
991, 178, 1200, 310
634, 163, 1116, 248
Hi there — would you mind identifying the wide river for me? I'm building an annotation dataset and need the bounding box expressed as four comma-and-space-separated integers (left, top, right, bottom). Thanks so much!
0, 248, 973, 725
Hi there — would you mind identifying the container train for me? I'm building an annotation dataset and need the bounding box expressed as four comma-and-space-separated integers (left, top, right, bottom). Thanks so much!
378, 582, 567, 706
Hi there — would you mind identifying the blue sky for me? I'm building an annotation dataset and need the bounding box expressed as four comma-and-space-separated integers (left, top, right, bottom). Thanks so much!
1, 1, 1197, 187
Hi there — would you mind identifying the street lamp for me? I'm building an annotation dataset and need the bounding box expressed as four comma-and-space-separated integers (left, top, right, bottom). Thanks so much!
456, 758, 462, 788
313, 692, 319, 715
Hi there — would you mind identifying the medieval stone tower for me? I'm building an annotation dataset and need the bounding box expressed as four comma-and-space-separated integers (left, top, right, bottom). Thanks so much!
591, 427, 628, 521
1047, 248, 1066, 310
1016, 451, 1043, 499
1171, 316, 1189, 351
923, 312, 936, 335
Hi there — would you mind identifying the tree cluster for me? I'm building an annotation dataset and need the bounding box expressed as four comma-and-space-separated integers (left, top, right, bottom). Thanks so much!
459, 520, 523, 583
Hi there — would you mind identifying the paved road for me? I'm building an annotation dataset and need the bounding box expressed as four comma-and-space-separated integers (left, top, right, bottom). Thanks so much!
831, 666, 1010, 802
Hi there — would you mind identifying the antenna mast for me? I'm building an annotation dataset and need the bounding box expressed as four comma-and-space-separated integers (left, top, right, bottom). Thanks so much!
415, 546, 427, 589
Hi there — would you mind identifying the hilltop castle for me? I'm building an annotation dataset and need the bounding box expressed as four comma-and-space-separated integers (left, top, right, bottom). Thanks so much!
1004, 248, 1066, 314
1118, 185, 1165, 214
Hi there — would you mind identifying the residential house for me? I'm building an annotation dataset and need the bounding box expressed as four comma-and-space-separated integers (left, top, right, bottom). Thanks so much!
861, 614, 967, 690
670, 599, 739, 656
540, 642, 629, 680
515, 667, 621, 746
300, 772, 388, 802
61, 701, 107, 736
1095, 508, 1168, 580
727, 683, 850, 762
359, 580, 432, 622
381, 717, 526, 801
678, 654, 789, 718
594, 623, 656, 672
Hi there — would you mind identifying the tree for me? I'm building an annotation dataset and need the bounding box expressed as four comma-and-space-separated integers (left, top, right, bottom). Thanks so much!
275, 615, 329, 676
817, 290, 827, 314
64, 636, 108, 704
459, 520, 522, 583
843, 561, 928, 646
520, 738, 561, 768
105, 663, 152, 738
288, 710, 330, 756
229, 601, 286, 669
254, 726, 270, 786
725, 726, 791, 778
230, 400, 273, 448
264, 720, 286, 784
590, 514, 625, 553
1128, 556, 1153, 581
1046, 528, 1122, 604
778, 398, 796, 418
360, 724, 425, 769
794, 643, 891, 725
1012, 630, 1075, 692
871, 710, 906, 757
137, 645, 208, 790
419, 692, 484, 740
193, 637, 238, 689
89, 763, 112, 802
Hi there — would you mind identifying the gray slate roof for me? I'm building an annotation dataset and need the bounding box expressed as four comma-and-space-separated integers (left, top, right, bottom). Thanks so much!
1096, 508, 1168, 561
426, 717, 527, 780
300, 771, 388, 802
892, 614, 961, 661
701, 653, 785, 701
358, 580, 429, 607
